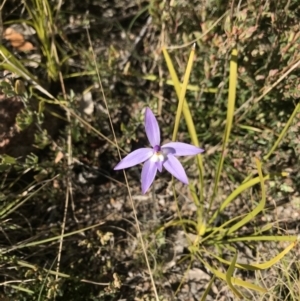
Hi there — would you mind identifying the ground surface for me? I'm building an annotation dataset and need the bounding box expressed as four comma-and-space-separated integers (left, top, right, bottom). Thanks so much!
0, 1, 300, 300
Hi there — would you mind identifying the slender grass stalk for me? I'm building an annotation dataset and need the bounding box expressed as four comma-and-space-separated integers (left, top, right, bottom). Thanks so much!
86, 28, 160, 300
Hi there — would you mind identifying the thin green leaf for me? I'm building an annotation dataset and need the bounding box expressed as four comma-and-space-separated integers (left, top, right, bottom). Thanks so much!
224, 235, 297, 243
143, 74, 217, 93
209, 48, 238, 210
0, 45, 39, 82
209, 171, 288, 224
227, 159, 266, 235
198, 254, 267, 293
162, 47, 205, 201
264, 102, 300, 160
208, 240, 297, 271
226, 250, 243, 299
200, 275, 215, 301
171, 43, 195, 141
244, 241, 297, 270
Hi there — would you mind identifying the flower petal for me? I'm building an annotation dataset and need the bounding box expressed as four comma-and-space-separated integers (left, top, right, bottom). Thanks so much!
145, 108, 160, 147
156, 160, 163, 172
163, 154, 188, 184
114, 148, 153, 170
141, 159, 157, 194
162, 142, 204, 156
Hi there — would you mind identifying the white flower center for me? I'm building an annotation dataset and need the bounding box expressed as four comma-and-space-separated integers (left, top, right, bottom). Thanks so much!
150, 151, 165, 162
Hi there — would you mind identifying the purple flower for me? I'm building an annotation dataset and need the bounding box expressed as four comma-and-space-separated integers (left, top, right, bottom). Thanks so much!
114, 108, 204, 194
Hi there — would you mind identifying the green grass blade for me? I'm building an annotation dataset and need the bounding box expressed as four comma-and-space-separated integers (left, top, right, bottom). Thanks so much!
264, 102, 300, 160
224, 235, 297, 243
23, 0, 58, 81
227, 159, 265, 235
243, 241, 297, 270
143, 74, 217, 93
209, 171, 288, 224
172, 44, 195, 141
226, 250, 243, 299
209, 48, 238, 210
0, 46, 38, 82
208, 241, 297, 270
200, 275, 215, 301
199, 254, 267, 293
162, 47, 205, 201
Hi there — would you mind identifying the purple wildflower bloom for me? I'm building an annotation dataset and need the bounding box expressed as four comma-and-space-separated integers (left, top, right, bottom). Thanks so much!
114, 108, 204, 194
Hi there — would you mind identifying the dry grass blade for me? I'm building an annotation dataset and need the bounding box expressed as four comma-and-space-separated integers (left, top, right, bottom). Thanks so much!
85, 27, 160, 300
235, 56, 300, 121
